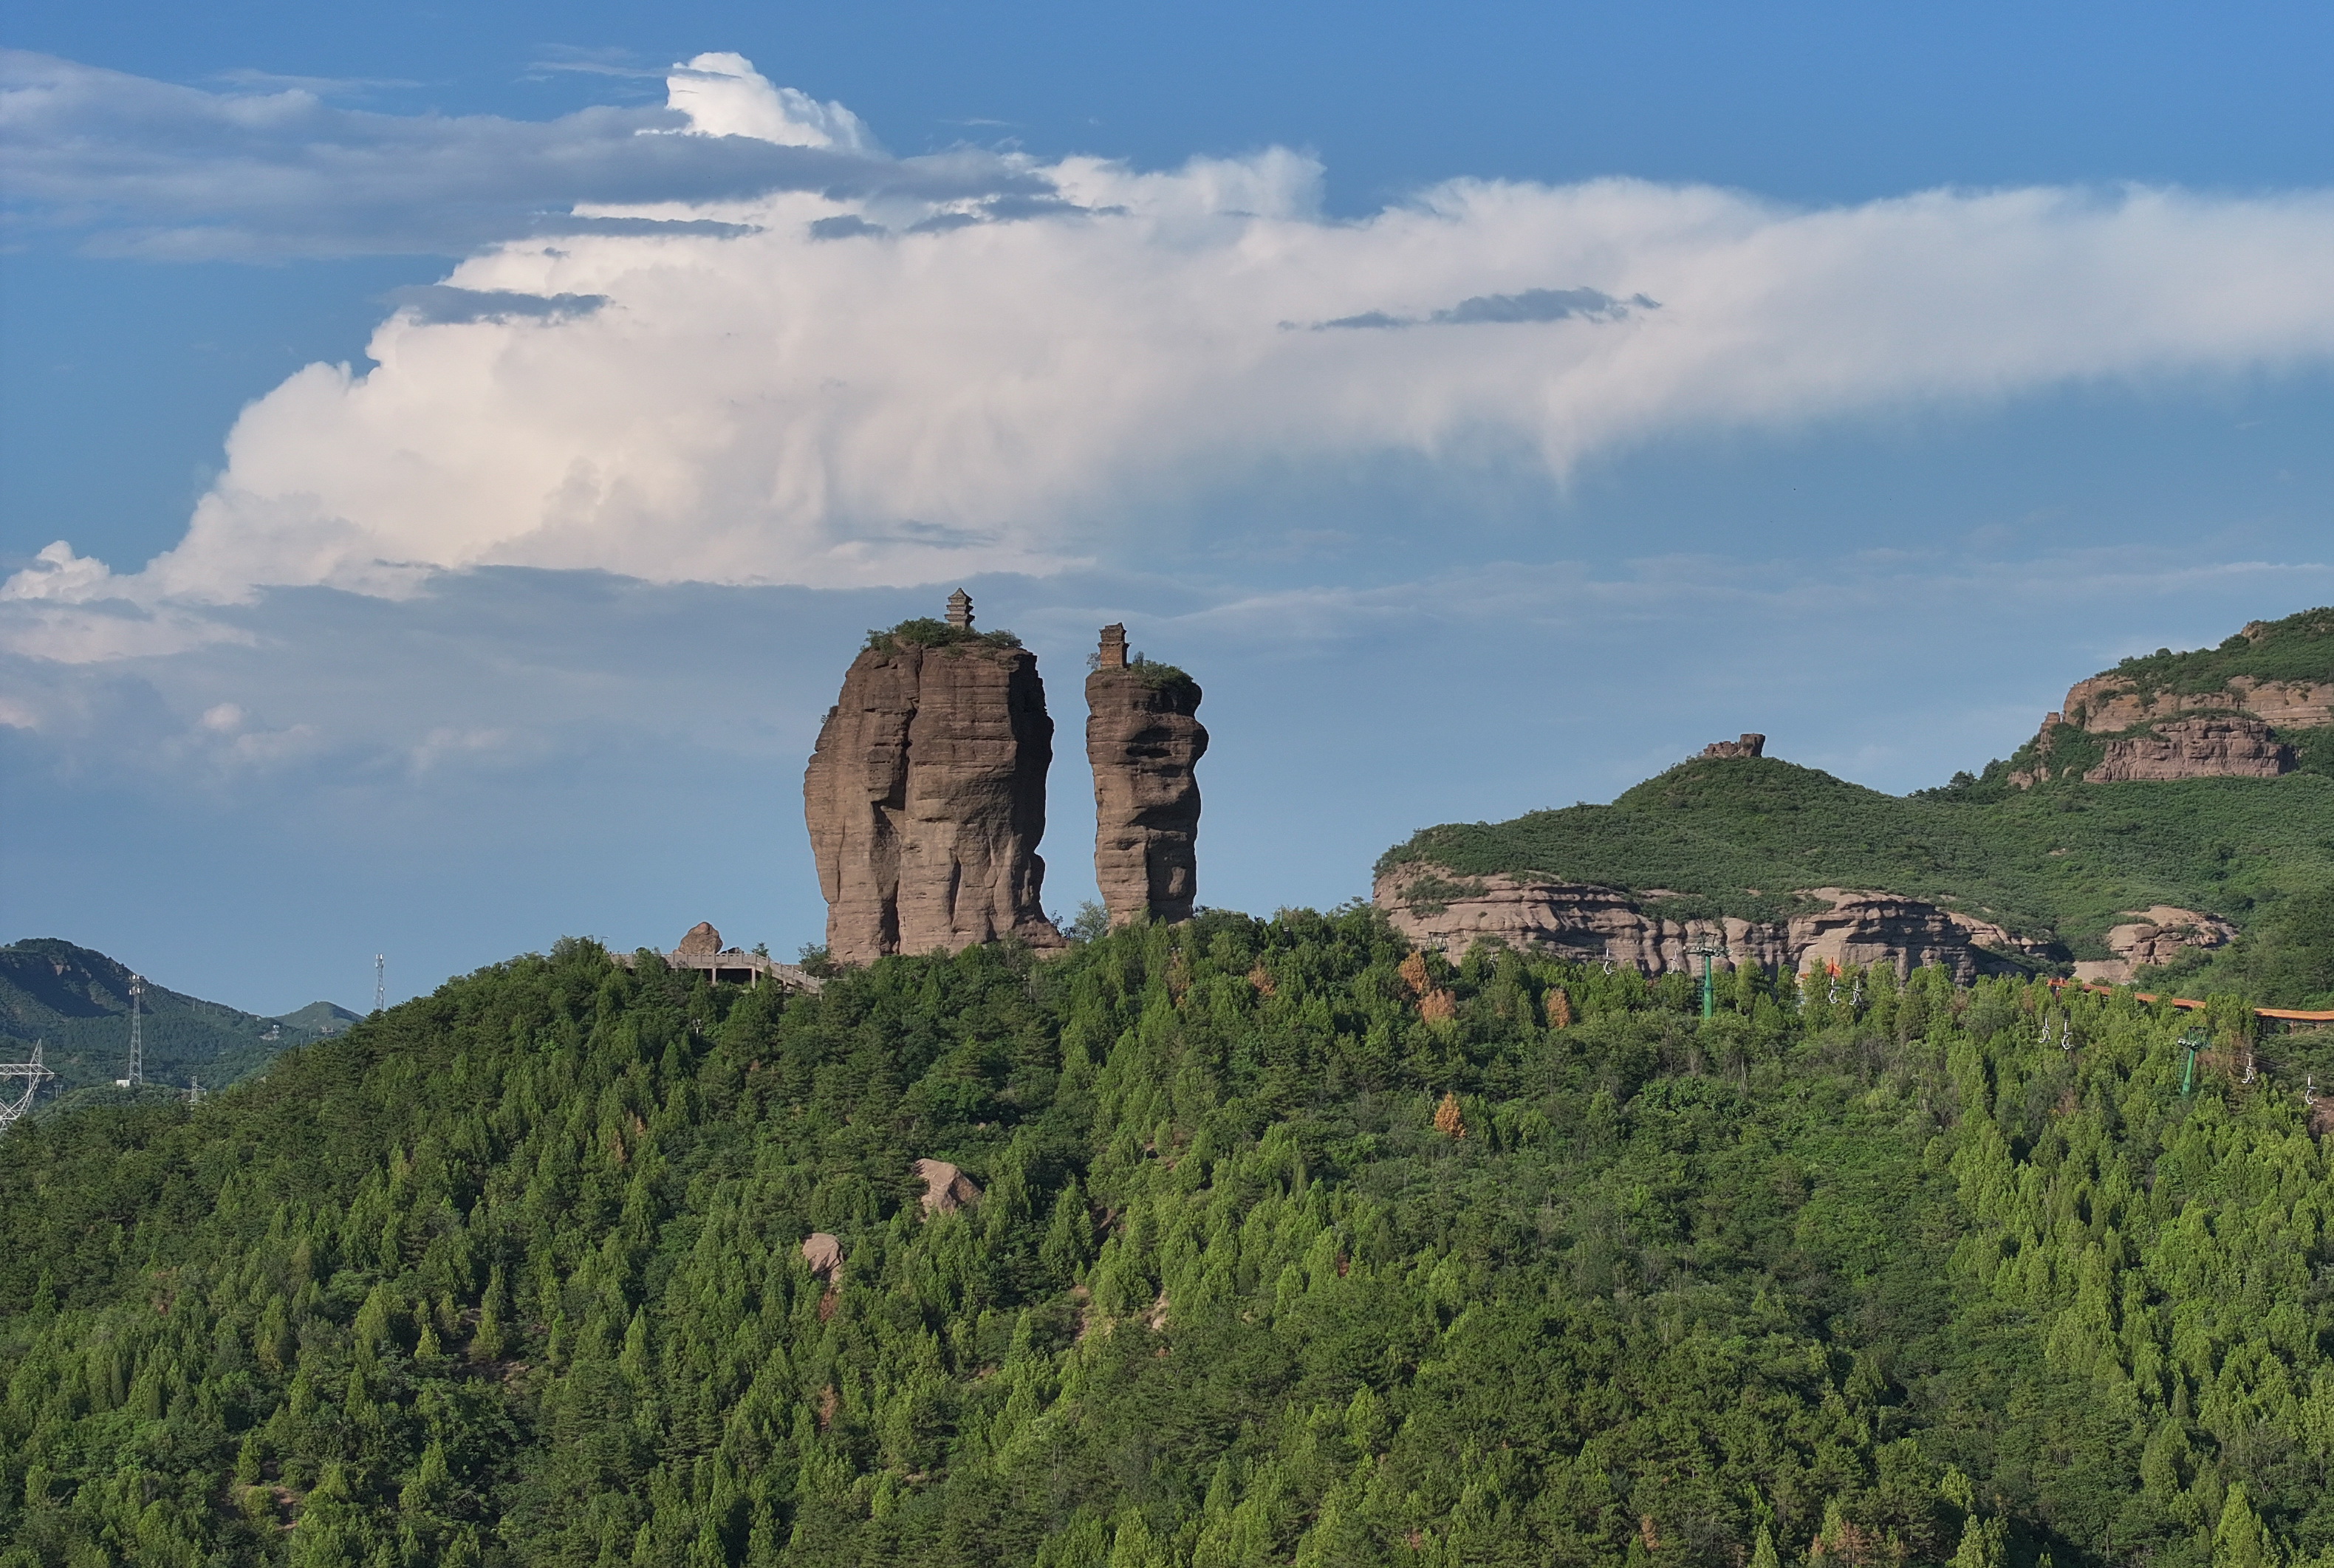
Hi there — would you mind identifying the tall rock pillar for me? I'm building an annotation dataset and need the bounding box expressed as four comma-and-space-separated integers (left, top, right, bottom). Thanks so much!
804, 594, 1066, 964
1085, 625, 1208, 927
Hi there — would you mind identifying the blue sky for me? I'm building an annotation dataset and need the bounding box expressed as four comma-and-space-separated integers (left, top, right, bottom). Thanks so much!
3, 1, 2331, 1018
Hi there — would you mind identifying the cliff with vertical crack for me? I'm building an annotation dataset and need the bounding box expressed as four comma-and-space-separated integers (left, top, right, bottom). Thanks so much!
1085, 631, 1207, 926
804, 630, 1065, 965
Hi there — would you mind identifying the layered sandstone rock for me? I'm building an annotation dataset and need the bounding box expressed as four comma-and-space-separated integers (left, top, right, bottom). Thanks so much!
1700, 733, 1766, 759
2008, 616, 2329, 789
2081, 716, 2292, 782
2070, 905, 2238, 985
2058, 674, 2334, 734
804, 604, 1065, 965
1085, 625, 1208, 926
1372, 865, 2051, 982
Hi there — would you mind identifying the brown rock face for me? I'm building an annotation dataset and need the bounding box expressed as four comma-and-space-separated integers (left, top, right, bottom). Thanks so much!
2070, 905, 2237, 985
912, 1158, 982, 1218
804, 623, 1065, 965
2082, 716, 2293, 782
675, 922, 722, 957
1372, 866, 2051, 982
2059, 674, 2334, 734
1700, 733, 1766, 759
1086, 629, 1207, 926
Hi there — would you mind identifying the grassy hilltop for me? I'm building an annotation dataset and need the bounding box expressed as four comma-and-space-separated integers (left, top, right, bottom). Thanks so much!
1380, 759, 2334, 959
3, 920, 2333, 1566
1380, 608, 2334, 999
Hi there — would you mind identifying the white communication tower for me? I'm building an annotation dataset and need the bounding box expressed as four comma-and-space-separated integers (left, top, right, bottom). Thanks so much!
116, 974, 146, 1089
1, 1041, 56, 1132
374, 954, 386, 1014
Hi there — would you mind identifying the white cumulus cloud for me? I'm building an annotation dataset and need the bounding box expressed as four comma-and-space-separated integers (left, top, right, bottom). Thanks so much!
10, 54, 2334, 659
663, 51, 877, 152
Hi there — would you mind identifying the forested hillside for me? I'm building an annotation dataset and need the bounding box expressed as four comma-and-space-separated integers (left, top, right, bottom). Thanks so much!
2, 916, 2330, 1567
0, 939, 358, 1098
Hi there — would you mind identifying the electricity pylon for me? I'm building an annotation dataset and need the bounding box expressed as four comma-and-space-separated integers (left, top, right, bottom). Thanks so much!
117, 975, 145, 1088
1, 1041, 55, 1131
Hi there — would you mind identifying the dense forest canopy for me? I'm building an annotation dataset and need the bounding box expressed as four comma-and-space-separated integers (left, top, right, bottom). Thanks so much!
3, 913, 2331, 1567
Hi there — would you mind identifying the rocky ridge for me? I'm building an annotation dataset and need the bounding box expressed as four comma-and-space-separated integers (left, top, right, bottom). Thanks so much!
804, 598, 1064, 965
1084, 624, 1208, 927
2056, 673, 2334, 735
1373, 864, 2054, 982
2009, 612, 2331, 785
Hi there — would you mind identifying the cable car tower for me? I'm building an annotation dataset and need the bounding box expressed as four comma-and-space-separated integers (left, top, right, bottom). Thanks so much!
1, 1041, 55, 1131
1686, 937, 1730, 1019
116, 974, 146, 1089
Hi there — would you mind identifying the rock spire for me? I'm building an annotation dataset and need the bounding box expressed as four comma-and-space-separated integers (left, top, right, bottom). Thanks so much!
1085, 626, 1208, 927
803, 600, 1065, 965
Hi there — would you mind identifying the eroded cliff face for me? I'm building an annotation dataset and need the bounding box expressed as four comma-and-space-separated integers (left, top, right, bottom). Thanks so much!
804, 640, 1064, 965
2005, 613, 2329, 787
1372, 865, 2053, 981
2057, 674, 2334, 734
1086, 651, 1207, 927
2081, 715, 2293, 782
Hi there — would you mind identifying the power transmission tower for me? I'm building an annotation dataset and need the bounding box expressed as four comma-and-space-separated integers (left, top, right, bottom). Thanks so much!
117, 974, 145, 1088
374, 954, 386, 1014
0, 1041, 55, 1132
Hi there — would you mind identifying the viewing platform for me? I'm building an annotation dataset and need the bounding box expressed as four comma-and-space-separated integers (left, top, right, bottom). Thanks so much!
607, 922, 823, 992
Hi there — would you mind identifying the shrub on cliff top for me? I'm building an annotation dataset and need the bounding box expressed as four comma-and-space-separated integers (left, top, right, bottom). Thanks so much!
865, 616, 1024, 652
1127, 651, 1197, 694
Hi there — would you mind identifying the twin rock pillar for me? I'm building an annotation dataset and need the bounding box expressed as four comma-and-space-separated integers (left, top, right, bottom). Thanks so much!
1085, 623, 1208, 928
803, 600, 1205, 964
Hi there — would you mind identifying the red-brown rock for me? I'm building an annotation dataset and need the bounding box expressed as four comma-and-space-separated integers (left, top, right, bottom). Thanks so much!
1085, 626, 1207, 926
804, 612, 1065, 965
2082, 716, 2292, 782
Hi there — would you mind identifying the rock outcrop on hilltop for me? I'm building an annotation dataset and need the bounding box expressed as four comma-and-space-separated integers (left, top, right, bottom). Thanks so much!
2009, 610, 2332, 785
804, 595, 1065, 965
2070, 905, 2238, 985
2081, 716, 2293, 782
1700, 733, 1766, 759
1085, 625, 1208, 927
1372, 866, 2053, 982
